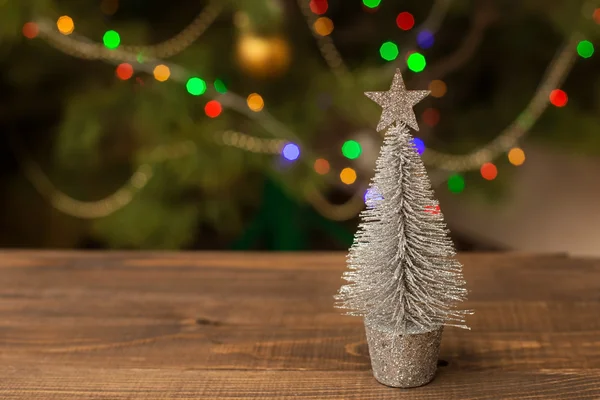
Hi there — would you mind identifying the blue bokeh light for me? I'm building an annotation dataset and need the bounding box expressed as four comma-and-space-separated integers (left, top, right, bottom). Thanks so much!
416, 30, 435, 49
364, 187, 384, 207
282, 143, 300, 161
412, 137, 426, 155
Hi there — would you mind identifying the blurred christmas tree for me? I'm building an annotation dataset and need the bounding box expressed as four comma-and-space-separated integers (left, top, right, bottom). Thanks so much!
0, 0, 598, 249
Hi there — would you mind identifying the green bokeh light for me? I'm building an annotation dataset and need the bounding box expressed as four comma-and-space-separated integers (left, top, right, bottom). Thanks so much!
363, 0, 382, 8
342, 140, 362, 159
186, 77, 207, 96
447, 174, 465, 194
577, 40, 594, 59
103, 30, 120, 49
407, 52, 426, 72
214, 79, 228, 94
380, 41, 399, 61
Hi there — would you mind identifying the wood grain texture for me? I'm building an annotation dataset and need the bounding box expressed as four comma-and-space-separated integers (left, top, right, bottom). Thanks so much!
0, 251, 599, 399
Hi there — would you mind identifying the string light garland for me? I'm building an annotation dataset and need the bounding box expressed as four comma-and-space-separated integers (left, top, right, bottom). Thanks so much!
340, 167, 357, 185
508, 147, 526, 166
480, 162, 498, 180
428, 80, 447, 97
103, 30, 121, 49
115, 63, 134, 80
309, 0, 328, 15
422, 108, 440, 127
407, 52, 427, 72
363, 0, 382, 9
214, 79, 228, 93
153, 64, 170, 81
380, 41, 399, 61
549, 89, 568, 107
341, 140, 362, 159
57, 16, 74, 35
396, 12, 415, 31
282, 143, 301, 161
416, 30, 435, 49
314, 158, 330, 174
447, 174, 465, 193
412, 138, 426, 155
22, 22, 39, 39
576, 40, 594, 58
186, 77, 206, 95
205, 100, 222, 118
247, 93, 265, 112
314, 17, 334, 36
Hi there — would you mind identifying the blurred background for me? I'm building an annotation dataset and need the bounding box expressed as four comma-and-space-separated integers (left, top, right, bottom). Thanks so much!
0, 0, 599, 253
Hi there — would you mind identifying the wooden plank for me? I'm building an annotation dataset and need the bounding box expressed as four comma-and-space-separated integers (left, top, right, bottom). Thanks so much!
1, 251, 600, 398
1, 367, 599, 400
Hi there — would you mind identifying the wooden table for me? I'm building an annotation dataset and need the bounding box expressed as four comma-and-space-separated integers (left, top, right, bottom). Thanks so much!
1, 252, 599, 399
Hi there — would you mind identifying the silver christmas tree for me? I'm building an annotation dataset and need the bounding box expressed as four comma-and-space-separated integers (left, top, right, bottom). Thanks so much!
335, 69, 469, 388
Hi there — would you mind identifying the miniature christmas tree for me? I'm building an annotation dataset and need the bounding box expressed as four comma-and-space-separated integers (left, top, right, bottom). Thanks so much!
335, 69, 469, 388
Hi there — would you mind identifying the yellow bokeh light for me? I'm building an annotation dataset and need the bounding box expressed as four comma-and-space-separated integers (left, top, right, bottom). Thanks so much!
313, 17, 334, 36
247, 93, 265, 112
57, 16, 74, 35
508, 147, 526, 166
340, 167, 357, 185
153, 64, 170, 82
429, 80, 447, 98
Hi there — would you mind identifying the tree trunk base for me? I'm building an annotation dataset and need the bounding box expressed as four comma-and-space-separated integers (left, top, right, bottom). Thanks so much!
364, 319, 443, 388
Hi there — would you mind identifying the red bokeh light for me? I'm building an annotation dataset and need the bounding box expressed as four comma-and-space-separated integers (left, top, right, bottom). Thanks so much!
22, 22, 39, 39
116, 63, 134, 80
593, 8, 600, 24
480, 163, 498, 181
205, 100, 223, 118
422, 108, 440, 127
549, 89, 568, 107
309, 0, 328, 15
396, 12, 415, 31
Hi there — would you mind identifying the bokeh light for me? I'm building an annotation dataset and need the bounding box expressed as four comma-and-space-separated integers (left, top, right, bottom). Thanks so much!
314, 158, 330, 175
508, 148, 526, 166
425, 205, 441, 215
407, 52, 426, 72
416, 30, 435, 49
205, 100, 222, 118
100, 0, 119, 15
115, 63, 133, 80
365, 187, 383, 207
340, 168, 357, 185
153, 64, 170, 82
342, 140, 362, 159
57, 16, 74, 35
412, 138, 426, 155
549, 89, 568, 107
309, 0, 328, 15
314, 17, 334, 36
363, 0, 382, 9
22, 22, 39, 39
380, 41, 399, 61
247, 93, 265, 112
429, 80, 447, 98
594, 8, 600, 24
282, 143, 300, 161
577, 40, 594, 58
214, 79, 228, 93
480, 163, 498, 181
422, 108, 440, 127
103, 30, 121, 49
186, 77, 207, 96
396, 12, 415, 30
447, 174, 465, 193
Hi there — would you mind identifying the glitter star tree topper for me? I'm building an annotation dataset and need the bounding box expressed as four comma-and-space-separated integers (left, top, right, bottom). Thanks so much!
335, 69, 469, 388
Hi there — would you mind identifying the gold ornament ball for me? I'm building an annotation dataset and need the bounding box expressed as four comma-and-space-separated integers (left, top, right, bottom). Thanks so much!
236, 34, 291, 78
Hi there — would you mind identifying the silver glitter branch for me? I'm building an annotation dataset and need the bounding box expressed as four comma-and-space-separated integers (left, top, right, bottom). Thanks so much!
335, 70, 469, 335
